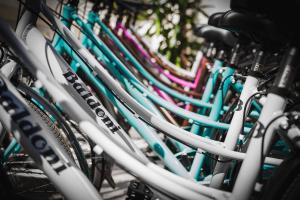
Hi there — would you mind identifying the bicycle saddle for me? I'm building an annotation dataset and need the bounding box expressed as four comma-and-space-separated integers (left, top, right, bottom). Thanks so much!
208, 12, 252, 44
194, 25, 237, 47
217, 10, 287, 49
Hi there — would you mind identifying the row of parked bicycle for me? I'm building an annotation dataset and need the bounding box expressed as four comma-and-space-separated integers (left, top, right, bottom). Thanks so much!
0, 0, 300, 199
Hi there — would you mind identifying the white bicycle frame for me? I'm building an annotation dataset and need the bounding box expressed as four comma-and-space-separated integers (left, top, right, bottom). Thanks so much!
210, 51, 264, 188
233, 47, 299, 199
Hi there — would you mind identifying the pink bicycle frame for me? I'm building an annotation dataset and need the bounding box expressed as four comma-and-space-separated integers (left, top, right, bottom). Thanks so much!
115, 23, 204, 90
115, 23, 206, 110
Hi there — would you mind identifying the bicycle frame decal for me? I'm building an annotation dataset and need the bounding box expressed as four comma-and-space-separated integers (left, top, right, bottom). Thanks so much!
0, 76, 69, 174
236, 99, 244, 111
63, 70, 120, 133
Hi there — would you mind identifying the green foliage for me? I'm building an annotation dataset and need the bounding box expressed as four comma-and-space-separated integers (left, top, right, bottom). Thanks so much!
138, 0, 207, 68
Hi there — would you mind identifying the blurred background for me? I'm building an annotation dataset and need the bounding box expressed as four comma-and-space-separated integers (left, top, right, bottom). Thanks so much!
0, 0, 229, 69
